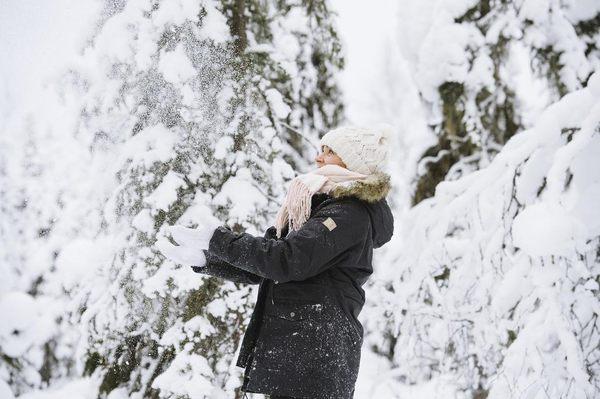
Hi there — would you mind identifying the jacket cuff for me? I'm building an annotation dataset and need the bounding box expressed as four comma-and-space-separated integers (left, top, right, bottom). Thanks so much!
208, 225, 233, 259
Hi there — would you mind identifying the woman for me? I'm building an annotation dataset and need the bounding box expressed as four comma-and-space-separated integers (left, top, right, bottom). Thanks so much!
158, 126, 394, 398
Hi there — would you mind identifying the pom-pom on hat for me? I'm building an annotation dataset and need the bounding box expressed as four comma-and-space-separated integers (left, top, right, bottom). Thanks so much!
319, 124, 392, 175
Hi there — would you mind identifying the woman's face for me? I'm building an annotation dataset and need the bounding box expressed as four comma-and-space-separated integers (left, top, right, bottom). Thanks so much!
315, 145, 347, 169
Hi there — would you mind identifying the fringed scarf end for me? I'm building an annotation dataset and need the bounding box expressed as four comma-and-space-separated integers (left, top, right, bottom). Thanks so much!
274, 177, 314, 238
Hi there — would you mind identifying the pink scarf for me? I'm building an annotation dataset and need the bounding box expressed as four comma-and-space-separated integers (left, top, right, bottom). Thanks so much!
274, 164, 369, 238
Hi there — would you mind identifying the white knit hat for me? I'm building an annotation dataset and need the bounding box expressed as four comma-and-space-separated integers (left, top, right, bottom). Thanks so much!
319, 124, 392, 175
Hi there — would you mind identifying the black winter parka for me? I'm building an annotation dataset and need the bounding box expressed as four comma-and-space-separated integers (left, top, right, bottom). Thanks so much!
192, 172, 394, 399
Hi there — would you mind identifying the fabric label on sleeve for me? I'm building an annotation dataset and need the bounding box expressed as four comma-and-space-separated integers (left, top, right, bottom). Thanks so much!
322, 217, 337, 231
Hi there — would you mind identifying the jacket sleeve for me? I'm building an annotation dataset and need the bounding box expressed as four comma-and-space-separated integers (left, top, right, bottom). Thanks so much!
191, 252, 262, 285
206, 200, 369, 284
190, 226, 279, 285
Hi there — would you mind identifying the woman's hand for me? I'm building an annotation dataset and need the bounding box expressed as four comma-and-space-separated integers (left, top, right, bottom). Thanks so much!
155, 215, 221, 266
156, 236, 207, 266
167, 224, 217, 249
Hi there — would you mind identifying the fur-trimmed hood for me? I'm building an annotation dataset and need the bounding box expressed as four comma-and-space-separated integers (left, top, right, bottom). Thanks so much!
328, 171, 391, 203
327, 172, 394, 248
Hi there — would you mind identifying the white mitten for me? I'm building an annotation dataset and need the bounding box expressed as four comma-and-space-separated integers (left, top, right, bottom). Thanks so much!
155, 237, 207, 267
156, 214, 222, 267
167, 225, 213, 249
167, 211, 221, 248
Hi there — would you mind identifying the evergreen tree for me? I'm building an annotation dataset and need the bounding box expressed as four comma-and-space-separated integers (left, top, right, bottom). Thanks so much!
381, 72, 600, 399
408, 0, 600, 204
0, 0, 343, 398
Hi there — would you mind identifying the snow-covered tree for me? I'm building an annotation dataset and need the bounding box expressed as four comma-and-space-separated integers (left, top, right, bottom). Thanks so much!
0, 0, 343, 398
398, 0, 600, 204
379, 71, 600, 399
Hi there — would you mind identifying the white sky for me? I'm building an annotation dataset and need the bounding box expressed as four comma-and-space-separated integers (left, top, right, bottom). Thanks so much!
329, 0, 399, 125
0, 0, 399, 126
0, 0, 98, 117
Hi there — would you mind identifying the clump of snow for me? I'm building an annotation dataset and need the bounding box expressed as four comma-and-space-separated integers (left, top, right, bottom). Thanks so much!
512, 202, 586, 257
200, 1, 230, 43
142, 256, 204, 299
213, 167, 269, 224
213, 136, 234, 160
175, 194, 217, 227
18, 376, 102, 399
206, 297, 227, 318
132, 209, 155, 234
152, 0, 201, 27
264, 88, 291, 119
54, 236, 115, 291
0, 380, 14, 399
120, 124, 177, 168
151, 345, 215, 398
144, 170, 186, 211
158, 43, 197, 85
0, 292, 39, 358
